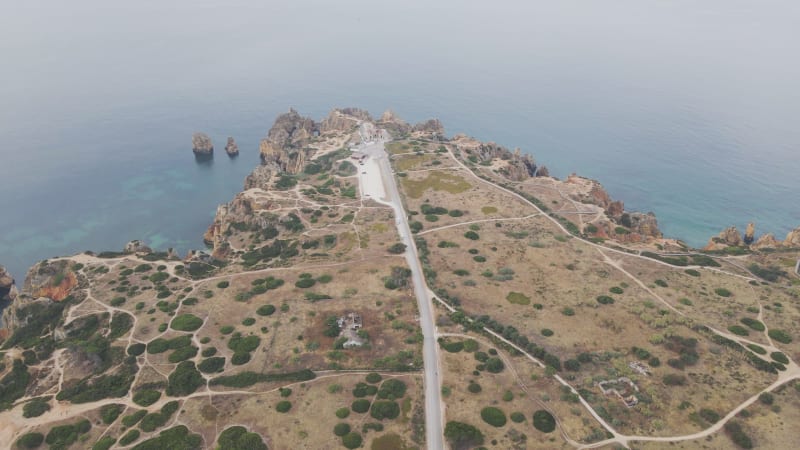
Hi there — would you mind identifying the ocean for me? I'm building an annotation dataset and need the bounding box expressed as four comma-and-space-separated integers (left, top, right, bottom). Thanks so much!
1, 0, 799, 280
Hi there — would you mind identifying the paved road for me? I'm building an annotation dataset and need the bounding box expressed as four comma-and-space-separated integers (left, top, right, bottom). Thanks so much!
359, 135, 445, 450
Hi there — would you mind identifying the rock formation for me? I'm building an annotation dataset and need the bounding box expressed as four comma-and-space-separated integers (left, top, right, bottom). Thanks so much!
224, 137, 239, 156
752, 233, 780, 250
412, 118, 445, 138
535, 165, 550, 178
377, 110, 412, 137
785, 227, 800, 247
258, 109, 317, 174
0, 265, 17, 304
124, 240, 152, 255
320, 108, 371, 134
744, 222, 755, 245
703, 226, 743, 251
192, 132, 214, 155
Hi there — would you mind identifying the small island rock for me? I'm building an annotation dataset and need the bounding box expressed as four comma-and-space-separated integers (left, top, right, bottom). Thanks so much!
224, 137, 239, 156
192, 132, 214, 155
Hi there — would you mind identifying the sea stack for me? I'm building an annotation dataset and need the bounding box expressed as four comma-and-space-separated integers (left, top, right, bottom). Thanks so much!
224, 137, 239, 156
192, 132, 214, 156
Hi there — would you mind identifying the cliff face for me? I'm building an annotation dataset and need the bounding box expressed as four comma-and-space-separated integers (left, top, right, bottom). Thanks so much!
192, 132, 214, 155
785, 227, 800, 247
258, 109, 318, 174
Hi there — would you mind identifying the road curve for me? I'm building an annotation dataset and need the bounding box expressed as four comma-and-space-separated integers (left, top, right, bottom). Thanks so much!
360, 135, 445, 449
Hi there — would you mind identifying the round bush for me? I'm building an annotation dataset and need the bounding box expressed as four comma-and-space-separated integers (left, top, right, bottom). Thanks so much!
533, 410, 556, 433
119, 429, 140, 446
370, 400, 400, 420
541, 328, 554, 337
242, 317, 256, 326
365, 372, 382, 384
768, 329, 792, 344
171, 314, 203, 332
16, 432, 44, 449
275, 401, 292, 413
220, 325, 235, 334
133, 389, 161, 407
22, 399, 50, 418
728, 325, 749, 336
485, 357, 504, 373
468, 382, 482, 393
127, 343, 146, 356
216, 281, 229, 289
596, 295, 615, 305
333, 423, 351, 437
198, 357, 226, 373
480, 407, 507, 427
510, 412, 525, 423
351, 399, 371, 413
295, 278, 316, 288
342, 432, 363, 449
231, 352, 251, 365
335, 407, 350, 419
771, 352, 789, 364
256, 304, 276, 316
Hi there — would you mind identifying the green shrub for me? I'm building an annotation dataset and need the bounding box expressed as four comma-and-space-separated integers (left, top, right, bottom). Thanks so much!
699, 408, 720, 423
684, 269, 701, 277
464, 231, 480, 240
724, 421, 753, 449
198, 357, 226, 373
370, 400, 400, 420
127, 343, 146, 356
771, 352, 789, 364
201, 347, 217, 357
609, 286, 624, 294
295, 278, 316, 288
746, 344, 767, 355
139, 401, 179, 432
768, 329, 792, 343
365, 372, 382, 384
444, 421, 484, 448
532, 410, 556, 432
121, 410, 147, 427
654, 279, 668, 287
22, 397, 50, 418
740, 317, 765, 331
119, 429, 140, 446
387, 243, 407, 254
561, 307, 575, 316
242, 317, 256, 326
45, 419, 91, 448
133, 389, 161, 407
168, 345, 198, 363
216, 426, 267, 450
216, 281, 229, 289
16, 432, 44, 449
758, 392, 774, 405
468, 382, 482, 393
275, 400, 292, 413
170, 314, 203, 332
728, 325, 749, 336
596, 295, 615, 305
256, 304, 276, 316
335, 408, 350, 419
351, 399, 371, 413
209, 370, 315, 388
442, 341, 464, 352
662, 374, 687, 386
342, 432, 363, 449
100, 404, 124, 425
231, 352, 251, 365
480, 406, 507, 427
129, 425, 202, 450
333, 423, 351, 437
510, 412, 525, 423
485, 357, 504, 373
166, 362, 203, 396
506, 291, 530, 305
715, 288, 732, 297
377, 379, 407, 399
541, 328, 554, 337
92, 436, 117, 450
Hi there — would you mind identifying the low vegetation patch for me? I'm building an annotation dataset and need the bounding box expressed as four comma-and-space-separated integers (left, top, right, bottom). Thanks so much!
506, 291, 530, 305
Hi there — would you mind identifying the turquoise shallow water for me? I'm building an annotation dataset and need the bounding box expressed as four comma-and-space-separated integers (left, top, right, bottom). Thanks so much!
1, 0, 799, 280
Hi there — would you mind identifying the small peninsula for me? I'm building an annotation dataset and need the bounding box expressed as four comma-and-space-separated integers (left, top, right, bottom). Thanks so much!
1, 108, 799, 450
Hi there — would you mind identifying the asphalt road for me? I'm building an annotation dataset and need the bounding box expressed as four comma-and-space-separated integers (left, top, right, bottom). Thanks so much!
360, 136, 445, 450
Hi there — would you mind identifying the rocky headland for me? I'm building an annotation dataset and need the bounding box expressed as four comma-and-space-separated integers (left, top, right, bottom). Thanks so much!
704, 223, 800, 252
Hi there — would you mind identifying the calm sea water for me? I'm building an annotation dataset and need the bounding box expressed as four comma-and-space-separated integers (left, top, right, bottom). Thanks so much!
1, 0, 799, 280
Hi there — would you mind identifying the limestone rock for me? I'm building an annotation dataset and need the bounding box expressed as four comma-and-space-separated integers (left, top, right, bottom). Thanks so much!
0, 265, 17, 303
192, 132, 214, 155
785, 227, 800, 247
264, 108, 317, 150
224, 137, 239, 156
124, 240, 152, 255
535, 165, 550, 177
320, 108, 372, 134
752, 233, 780, 250
744, 223, 755, 245
628, 212, 662, 239
703, 226, 743, 250
412, 118, 445, 137
377, 110, 412, 137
